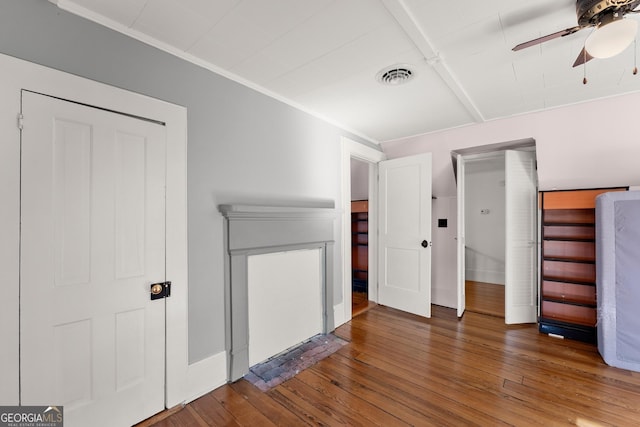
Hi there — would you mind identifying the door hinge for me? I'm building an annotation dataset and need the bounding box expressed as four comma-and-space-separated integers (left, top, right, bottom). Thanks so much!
17, 113, 24, 130
150, 281, 171, 300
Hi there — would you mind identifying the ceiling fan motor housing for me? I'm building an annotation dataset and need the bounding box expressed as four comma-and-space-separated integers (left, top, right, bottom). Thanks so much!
577, 0, 640, 26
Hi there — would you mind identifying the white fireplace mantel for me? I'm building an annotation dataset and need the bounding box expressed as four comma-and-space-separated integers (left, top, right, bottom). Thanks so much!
219, 204, 336, 381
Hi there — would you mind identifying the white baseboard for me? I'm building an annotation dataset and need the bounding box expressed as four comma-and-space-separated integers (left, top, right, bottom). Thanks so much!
183, 351, 227, 405
333, 302, 346, 328
466, 269, 505, 285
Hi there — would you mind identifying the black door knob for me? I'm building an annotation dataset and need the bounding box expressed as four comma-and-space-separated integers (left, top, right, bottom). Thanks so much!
421, 240, 429, 248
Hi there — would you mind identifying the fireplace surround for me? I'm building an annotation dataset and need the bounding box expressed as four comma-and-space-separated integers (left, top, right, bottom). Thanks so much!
219, 204, 335, 381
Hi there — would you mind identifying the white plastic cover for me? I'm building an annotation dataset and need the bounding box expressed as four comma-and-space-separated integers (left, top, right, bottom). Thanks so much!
596, 191, 640, 371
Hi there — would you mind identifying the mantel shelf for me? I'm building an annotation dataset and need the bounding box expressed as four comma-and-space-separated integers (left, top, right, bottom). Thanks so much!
219, 203, 335, 220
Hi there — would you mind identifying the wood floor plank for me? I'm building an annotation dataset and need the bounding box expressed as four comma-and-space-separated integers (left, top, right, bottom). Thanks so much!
294, 368, 410, 427
228, 380, 310, 426
502, 379, 630, 426
141, 406, 208, 427
268, 379, 355, 426
328, 338, 553, 427
278, 376, 372, 427
342, 312, 534, 394
311, 355, 463, 426
520, 375, 640, 420
135, 405, 194, 427
332, 340, 524, 426
338, 310, 616, 425
343, 316, 525, 384
139, 305, 640, 427
366, 307, 640, 390
466, 280, 505, 317
188, 392, 242, 426
210, 385, 276, 426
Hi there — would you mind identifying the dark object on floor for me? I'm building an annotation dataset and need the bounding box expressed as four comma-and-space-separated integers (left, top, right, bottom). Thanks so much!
244, 333, 348, 391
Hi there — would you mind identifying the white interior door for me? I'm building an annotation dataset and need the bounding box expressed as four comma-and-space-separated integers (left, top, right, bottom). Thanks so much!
378, 153, 432, 317
456, 154, 466, 317
20, 91, 167, 426
505, 150, 538, 324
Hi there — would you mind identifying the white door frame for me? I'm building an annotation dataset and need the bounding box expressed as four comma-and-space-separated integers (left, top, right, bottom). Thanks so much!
0, 53, 208, 409
452, 138, 537, 323
339, 137, 385, 326
456, 151, 505, 318
456, 154, 466, 317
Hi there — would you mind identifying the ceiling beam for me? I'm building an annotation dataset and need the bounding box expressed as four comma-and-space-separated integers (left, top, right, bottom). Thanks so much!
381, 0, 485, 123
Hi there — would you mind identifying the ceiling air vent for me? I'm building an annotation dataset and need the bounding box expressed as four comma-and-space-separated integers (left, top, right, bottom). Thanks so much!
376, 65, 414, 85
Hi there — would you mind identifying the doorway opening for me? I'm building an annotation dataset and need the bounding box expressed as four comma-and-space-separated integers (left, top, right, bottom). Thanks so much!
454, 138, 538, 324
340, 137, 385, 325
342, 140, 433, 322
464, 154, 506, 318
350, 158, 374, 317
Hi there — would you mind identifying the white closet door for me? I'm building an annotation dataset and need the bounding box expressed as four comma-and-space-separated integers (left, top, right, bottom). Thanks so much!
505, 150, 538, 324
20, 92, 167, 426
378, 153, 432, 317
456, 154, 466, 318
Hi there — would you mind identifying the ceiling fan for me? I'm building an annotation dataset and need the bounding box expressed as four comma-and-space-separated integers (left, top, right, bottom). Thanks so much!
513, 0, 640, 67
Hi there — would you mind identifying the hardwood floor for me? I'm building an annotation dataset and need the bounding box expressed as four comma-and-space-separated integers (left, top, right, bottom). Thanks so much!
138, 305, 640, 426
466, 280, 505, 318
352, 291, 375, 317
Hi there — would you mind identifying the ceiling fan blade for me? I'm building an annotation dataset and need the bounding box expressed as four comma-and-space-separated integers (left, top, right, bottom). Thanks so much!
572, 47, 594, 67
512, 26, 583, 51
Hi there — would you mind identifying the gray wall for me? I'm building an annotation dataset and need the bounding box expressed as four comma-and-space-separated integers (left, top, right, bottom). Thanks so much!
1, 0, 377, 363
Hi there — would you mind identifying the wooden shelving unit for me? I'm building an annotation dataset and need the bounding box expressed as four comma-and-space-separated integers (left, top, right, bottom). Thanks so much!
351, 201, 368, 293
539, 188, 625, 342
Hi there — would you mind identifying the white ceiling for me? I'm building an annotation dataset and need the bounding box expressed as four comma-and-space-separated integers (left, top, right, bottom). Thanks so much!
53, 0, 640, 143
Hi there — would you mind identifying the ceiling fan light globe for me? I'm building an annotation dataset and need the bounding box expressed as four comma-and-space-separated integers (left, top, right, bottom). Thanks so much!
585, 19, 638, 59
